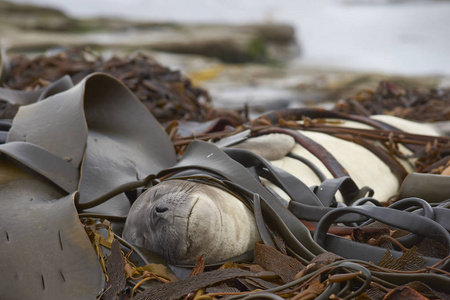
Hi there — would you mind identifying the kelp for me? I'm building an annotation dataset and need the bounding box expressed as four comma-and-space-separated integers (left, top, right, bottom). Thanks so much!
170, 107, 450, 175
398, 173, 450, 203
334, 80, 450, 122
7, 72, 177, 217
154, 140, 450, 298
154, 109, 450, 298
2, 48, 216, 123
0, 157, 104, 299
1, 49, 450, 299
0, 66, 178, 298
103, 240, 127, 300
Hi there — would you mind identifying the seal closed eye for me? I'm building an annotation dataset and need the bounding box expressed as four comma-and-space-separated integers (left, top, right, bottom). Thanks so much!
122, 179, 261, 265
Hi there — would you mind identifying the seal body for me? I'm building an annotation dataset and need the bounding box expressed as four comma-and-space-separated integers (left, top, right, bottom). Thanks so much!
122, 179, 260, 265
248, 116, 442, 202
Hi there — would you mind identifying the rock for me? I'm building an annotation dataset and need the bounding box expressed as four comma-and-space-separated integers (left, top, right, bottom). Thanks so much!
135, 23, 299, 63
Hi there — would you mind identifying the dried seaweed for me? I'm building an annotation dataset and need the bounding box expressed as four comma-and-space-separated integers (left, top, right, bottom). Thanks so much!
102, 240, 126, 300
254, 242, 305, 283
133, 268, 256, 300
334, 80, 450, 122
3, 48, 214, 123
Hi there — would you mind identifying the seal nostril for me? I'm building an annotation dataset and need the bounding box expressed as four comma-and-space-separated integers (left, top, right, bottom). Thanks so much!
155, 206, 169, 213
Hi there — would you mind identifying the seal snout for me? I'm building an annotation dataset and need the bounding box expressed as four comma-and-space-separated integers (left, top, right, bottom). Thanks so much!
150, 202, 173, 227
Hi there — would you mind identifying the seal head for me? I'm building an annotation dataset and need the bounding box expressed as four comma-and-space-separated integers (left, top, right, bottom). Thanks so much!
122, 179, 260, 265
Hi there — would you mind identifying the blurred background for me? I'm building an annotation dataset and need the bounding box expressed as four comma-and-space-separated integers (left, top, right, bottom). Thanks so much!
2, 0, 450, 114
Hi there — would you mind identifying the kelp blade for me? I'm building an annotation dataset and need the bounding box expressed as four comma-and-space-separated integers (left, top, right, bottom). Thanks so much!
0, 155, 104, 299
7, 73, 177, 217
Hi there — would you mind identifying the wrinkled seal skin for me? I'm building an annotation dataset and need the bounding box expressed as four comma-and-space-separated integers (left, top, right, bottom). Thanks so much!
123, 179, 260, 265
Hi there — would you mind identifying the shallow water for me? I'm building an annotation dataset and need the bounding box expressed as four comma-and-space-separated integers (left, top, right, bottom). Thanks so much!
11, 0, 450, 76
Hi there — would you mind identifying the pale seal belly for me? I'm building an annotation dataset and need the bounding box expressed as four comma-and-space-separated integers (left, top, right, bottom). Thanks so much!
122, 115, 446, 265
122, 179, 260, 265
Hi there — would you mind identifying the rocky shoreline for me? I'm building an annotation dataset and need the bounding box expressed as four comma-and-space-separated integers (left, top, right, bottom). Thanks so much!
1, 0, 450, 118
0, 1, 298, 63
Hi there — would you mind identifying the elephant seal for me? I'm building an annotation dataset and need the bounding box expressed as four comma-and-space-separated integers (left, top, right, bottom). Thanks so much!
122, 179, 260, 265
123, 115, 447, 265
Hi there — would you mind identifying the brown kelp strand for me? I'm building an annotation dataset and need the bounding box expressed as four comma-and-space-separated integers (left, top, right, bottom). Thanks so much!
333, 80, 450, 122
4, 48, 217, 123
170, 119, 450, 174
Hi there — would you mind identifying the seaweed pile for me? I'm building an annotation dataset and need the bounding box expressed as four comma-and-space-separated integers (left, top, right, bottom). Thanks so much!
0, 49, 450, 300
3, 48, 215, 123
334, 81, 450, 122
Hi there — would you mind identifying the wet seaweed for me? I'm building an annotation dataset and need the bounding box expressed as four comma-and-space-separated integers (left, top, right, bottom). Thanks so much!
1, 50, 450, 300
